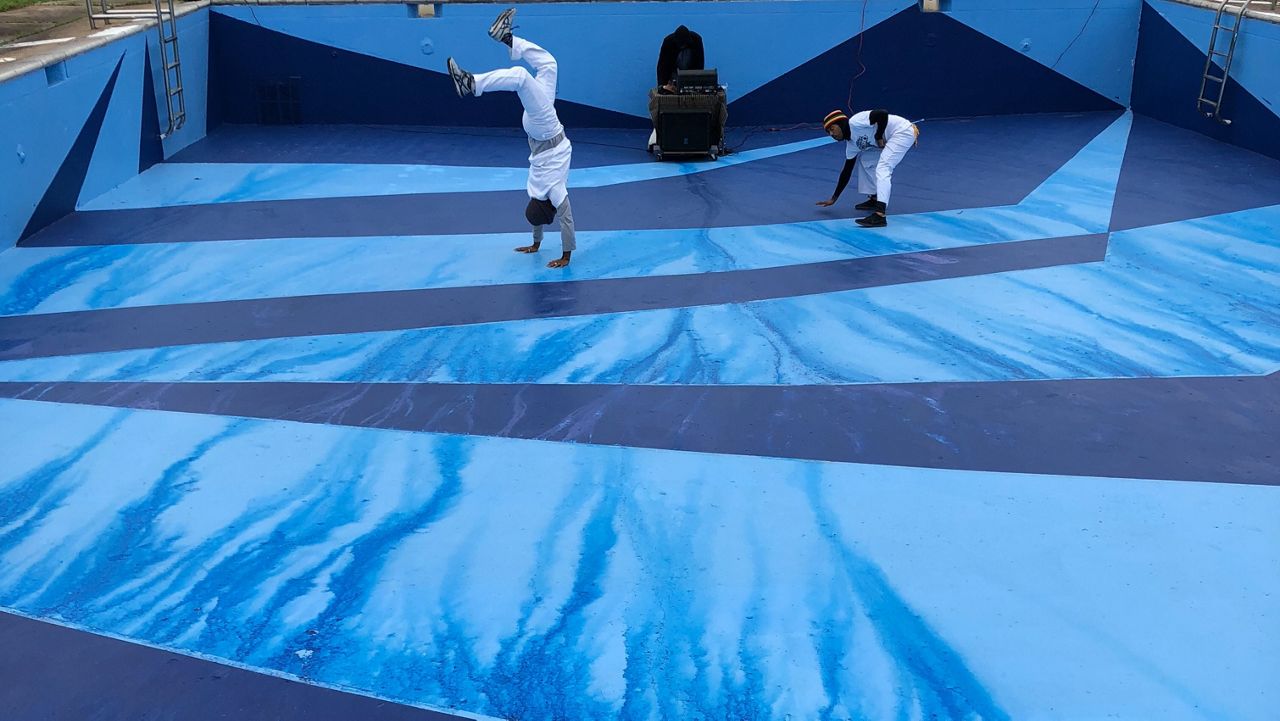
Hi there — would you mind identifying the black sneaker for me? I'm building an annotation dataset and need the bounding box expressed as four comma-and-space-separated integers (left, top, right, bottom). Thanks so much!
855, 195, 878, 211
856, 213, 887, 228
489, 7, 516, 44
447, 57, 474, 97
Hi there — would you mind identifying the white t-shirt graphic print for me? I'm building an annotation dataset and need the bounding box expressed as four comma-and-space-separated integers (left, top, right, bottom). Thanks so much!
844, 110, 913, 159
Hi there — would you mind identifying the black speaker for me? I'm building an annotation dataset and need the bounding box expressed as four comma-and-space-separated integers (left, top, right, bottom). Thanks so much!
676, 68, 718, 93
658, 109, 713, 153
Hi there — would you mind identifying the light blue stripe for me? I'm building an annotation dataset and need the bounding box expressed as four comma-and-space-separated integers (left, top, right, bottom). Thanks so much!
0, 213, 1075, 318
78, 137, 832, 210
2, 201, 1277, 386
1015, 108, 1129, 234
0, 114, 1130, 317
0, 398, 1274, 719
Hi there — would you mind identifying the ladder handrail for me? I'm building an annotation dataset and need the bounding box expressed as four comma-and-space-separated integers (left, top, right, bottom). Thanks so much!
83, 0, 186, 139
154, 0, 186, 138
1196, 0, 1249, 125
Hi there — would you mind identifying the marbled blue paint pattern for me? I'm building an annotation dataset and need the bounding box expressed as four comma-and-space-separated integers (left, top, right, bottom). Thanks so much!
79, 138, 832, 210
3, 205, 1276, 384
0, 115, 1124, 317
1, 109, 1278, 721
1, 399, 1275, 720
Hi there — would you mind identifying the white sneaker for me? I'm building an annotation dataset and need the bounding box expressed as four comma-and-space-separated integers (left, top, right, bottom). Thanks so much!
488, 7, 516, 44
447, 58, 474, 97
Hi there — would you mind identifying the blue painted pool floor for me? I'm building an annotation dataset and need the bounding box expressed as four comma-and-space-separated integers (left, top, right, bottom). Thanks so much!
0, 111, 1278, 720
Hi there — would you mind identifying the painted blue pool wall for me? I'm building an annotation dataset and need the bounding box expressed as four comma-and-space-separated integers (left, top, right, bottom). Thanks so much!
12, 0, 1280, 251
934, 0, 1141, 106
1133, 0, 1280, 159
0, 9, 210, 249
206, 0, 1137, 128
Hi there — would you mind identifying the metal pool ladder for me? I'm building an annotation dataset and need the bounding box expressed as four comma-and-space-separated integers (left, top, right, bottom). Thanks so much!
1196, 0, 1250, 125
84, 0, 187, 138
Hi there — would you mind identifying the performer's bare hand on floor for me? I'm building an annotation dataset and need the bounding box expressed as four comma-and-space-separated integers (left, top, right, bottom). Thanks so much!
816, 198, 836, 207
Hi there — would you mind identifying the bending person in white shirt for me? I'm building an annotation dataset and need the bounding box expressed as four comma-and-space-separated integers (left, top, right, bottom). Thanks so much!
448, 8, 576, 268
817, 108, 918, 228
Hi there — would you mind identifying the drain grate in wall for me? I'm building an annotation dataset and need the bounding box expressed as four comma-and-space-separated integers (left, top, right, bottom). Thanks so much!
256, 78, 302, 124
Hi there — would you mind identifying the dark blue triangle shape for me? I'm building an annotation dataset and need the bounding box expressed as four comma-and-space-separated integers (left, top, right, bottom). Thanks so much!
19, 55, 126, 243
729, 5, 1120, 126
1110, 113, 1280, 231
139, 44, 165, 173
209, 12, 647, 129
1130, 1, 1280, 161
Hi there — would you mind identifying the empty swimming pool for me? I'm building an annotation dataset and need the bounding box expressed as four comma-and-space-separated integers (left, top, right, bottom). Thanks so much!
0, 1, 1277, 719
